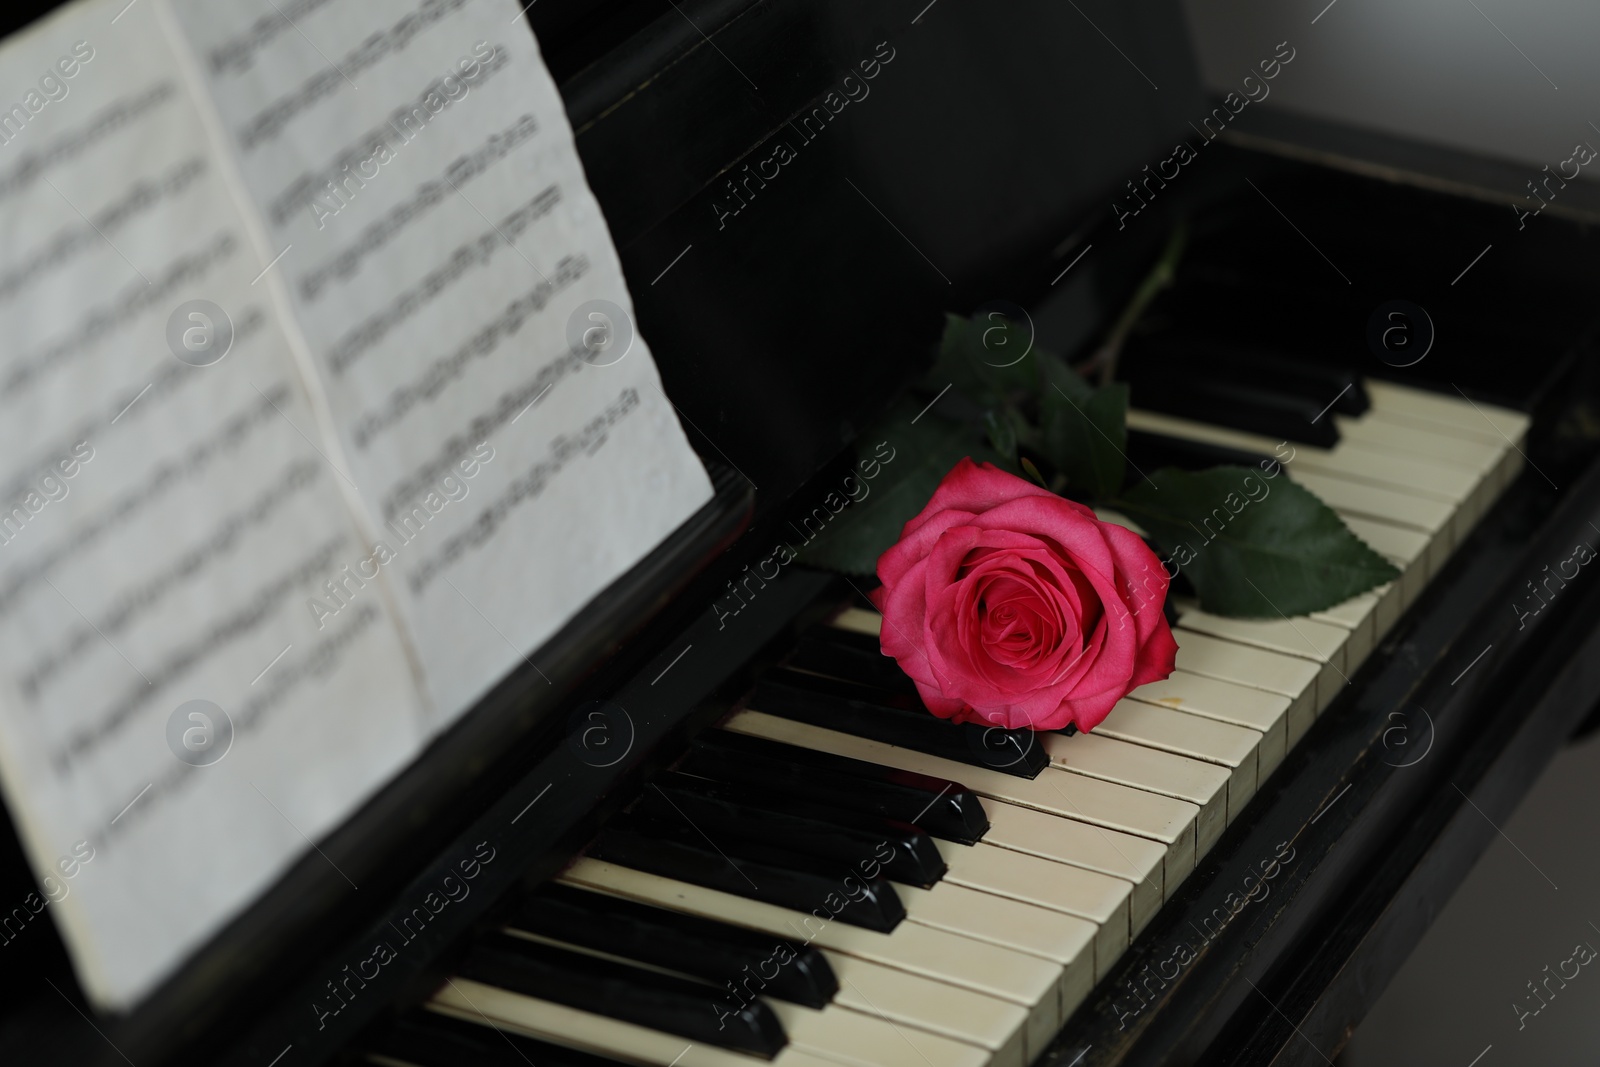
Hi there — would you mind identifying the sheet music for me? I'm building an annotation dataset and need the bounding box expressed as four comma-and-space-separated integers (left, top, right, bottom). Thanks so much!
166, 0, 714, 725
0, 0, 712, 1009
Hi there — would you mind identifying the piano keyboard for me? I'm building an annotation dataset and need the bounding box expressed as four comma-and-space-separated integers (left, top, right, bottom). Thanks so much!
357, 382, 1528, 1067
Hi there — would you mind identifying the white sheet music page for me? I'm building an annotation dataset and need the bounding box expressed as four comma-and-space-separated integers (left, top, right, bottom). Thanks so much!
166, 0, 715, 725
0, 0, 712, 1011
0, 0, 429, 1010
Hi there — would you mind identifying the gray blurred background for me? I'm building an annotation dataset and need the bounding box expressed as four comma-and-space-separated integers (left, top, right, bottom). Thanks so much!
1182, 0, 1600, 176
1179, 1, 1600, 1062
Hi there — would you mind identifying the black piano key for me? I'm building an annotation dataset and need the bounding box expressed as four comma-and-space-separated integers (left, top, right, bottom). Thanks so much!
1125, 429, 1273, 474
456, 933, 787, 1059
681, 729, 990, 844
506, 883, 837, 1008
633, 774, 947, 888
363, 1009, 635, 1067
1121, 372, 1339, 448
1125, 337, 1370, 416
751, 667, 1049, 779
586, 824, 906, 933
788, 627, 919, 696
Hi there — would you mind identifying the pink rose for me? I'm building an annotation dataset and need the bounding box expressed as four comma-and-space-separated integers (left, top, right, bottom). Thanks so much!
870, 459, 1178, 732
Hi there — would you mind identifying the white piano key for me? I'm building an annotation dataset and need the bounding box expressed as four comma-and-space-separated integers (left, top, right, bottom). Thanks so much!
1334, 409, 1502, 474
722, 711, 1200, 886
1341, 514, 1429, 607
832, 606, 884, 636
890, 879, 1097, 1018
1289, 469, 1452, 542
561, 858, 1047, 1062
977, 798, 1166, 932
769, 1000, 993, 1067
1124, 407, 1477, 503
1174, 600, 1349, 672
1127, 671, 1289, 778
1309, 592, 1378, 672
1364, 380, 1530, 443
1334, 419, 1498, 536
823, 952, 1031, 1066
1034, 731, 1231, 859
428, 984, 864, 1067
1168, 630, 1319, 743
1086, 700, 1261, 820
1363, 381, 1528, 494
933, 840, 1131, 966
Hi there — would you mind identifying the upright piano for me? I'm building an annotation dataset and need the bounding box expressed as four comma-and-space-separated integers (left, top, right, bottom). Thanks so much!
5, 1, 1600, 1065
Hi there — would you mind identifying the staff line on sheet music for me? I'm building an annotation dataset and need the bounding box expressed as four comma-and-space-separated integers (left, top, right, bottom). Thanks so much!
110, 382, 153, 424
442, 575, 554, 685
1451, 782, 1559, 890
666, 0, 760, 91
1244, 178, 1351, 285
512, 782, 552, 824
511, 383, 553, 425
1452, 243, 1493, 286
651, 244, 693, 285
1452, 383, 1558, 489
110, 782, 153, 825
443, 175, 551, 284
250, 779, 360, 890
652, 644, 693, 685
267, 0, 362, 93
250, 380, 365, 494
40, 176, 151, 285
1052, 243, 1093, 285
1464, 0, 1559, 90
42, 576, 152, 686
252, 643, 294, 685
1310, 782, 1351, 825
45, 978, 136, 1066
844, 177, 951, 285
1452, 644, 1493, 685
1243, 977, 1335, 1065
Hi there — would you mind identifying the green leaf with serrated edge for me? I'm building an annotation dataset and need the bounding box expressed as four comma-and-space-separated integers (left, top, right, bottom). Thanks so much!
797, 406, 1005, 576
926, 313, 1037, 406
1038, 349, 1128, 498
1115, 466, 1400, 617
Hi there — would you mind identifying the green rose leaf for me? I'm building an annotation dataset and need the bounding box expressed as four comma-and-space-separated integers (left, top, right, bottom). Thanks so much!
1037, 351, 1128, 499
1115, 466, 1400, 617
926, 313, 1036, 407
797, 403, 1003, 576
